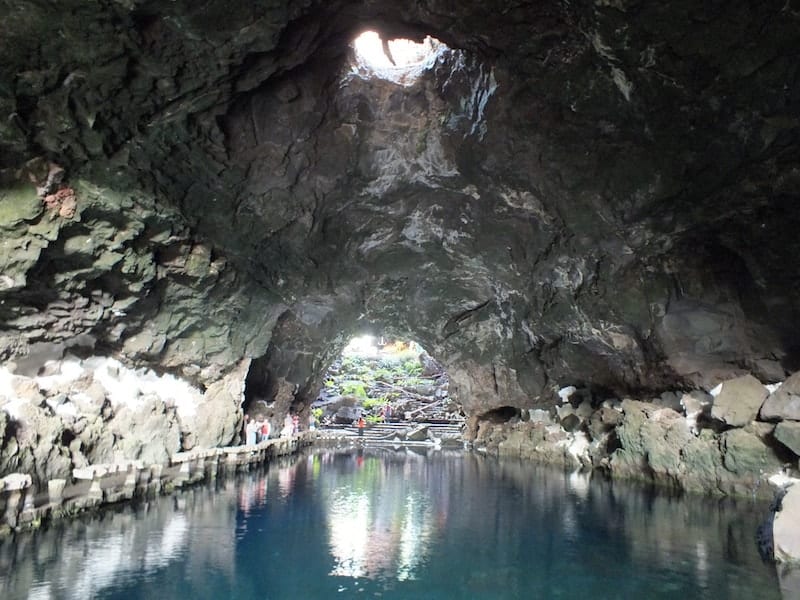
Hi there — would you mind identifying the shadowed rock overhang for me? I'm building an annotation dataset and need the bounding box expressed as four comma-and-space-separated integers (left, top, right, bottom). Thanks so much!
0, 0, 798, 420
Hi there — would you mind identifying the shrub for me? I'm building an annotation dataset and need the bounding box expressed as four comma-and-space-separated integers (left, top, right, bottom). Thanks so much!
401, 359, 422, 375
340, 380, 368, 399
362, 396, 385, 410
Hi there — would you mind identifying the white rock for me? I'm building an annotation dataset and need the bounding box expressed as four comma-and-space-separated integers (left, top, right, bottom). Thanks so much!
557, 386, 577, 403
2, 473, 32, 490
567, 432, 590, 460
774, 484, 800, 563
528, 409, 552, 424
770, 472, 800, 489
767, 382, 783, 394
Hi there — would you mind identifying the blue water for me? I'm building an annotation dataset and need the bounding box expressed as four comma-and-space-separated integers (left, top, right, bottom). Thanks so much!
0, 448, 782, 599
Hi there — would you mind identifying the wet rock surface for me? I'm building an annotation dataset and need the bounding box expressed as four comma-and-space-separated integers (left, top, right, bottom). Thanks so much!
472, 372, 800, 499
0, 1, 799, 493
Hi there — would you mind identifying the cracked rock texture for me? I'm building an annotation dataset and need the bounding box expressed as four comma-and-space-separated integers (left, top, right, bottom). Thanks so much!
1, 1, 800, 485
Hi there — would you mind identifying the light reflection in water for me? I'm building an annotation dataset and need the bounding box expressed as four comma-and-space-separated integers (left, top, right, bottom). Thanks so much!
324, 453, 437, 581
0, 450, 791, 600
328, 490, 371, 577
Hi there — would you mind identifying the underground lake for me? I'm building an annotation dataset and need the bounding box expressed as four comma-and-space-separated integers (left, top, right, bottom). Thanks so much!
0, 448, 780, 600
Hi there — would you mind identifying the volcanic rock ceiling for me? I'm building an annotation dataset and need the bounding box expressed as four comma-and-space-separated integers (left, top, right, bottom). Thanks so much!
1, 0, 799, 416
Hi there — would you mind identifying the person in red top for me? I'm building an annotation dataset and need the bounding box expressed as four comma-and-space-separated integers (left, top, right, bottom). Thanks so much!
357, 416, 366, 437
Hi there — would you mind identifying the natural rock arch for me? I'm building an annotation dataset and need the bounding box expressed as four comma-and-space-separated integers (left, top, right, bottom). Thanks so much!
0, 0, 798, 460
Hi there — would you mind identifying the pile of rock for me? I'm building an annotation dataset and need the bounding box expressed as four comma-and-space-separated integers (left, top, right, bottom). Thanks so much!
0, 355, 246, 487
314, 352, 460, 425
473, 373, 800, 499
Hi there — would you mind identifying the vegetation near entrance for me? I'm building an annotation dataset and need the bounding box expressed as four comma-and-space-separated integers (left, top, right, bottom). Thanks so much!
312, 339, 463, 425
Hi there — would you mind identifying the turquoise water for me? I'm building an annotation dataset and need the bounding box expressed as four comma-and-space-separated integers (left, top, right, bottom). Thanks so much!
0, 449, 782, 599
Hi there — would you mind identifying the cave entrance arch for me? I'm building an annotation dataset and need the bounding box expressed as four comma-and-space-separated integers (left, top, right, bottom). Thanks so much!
312, 334, 463, 428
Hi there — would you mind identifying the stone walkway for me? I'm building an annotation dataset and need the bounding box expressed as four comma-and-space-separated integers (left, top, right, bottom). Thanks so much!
318, 421, 464, 445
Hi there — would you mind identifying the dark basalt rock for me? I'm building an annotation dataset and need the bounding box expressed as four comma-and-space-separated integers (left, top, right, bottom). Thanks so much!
0, 0, 798, 430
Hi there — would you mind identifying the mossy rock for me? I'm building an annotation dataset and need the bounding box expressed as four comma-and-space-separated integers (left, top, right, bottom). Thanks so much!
0, 185, 42, 228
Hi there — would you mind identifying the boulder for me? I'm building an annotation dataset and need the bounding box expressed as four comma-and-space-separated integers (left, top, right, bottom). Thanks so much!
761, 373, 800, 421
721, 428, 783, 480
774, 484, 800, 563
775, 422, 800, 457
611, 400, 693, 485
587, 406, 623, 441
680, 390, 712, 418
0, 400, 72, 484
555, 403, 575, 421
574, 400, 594, 420
181, 360, 248, 449
333, 405, 361, 424
79, 415, 116, 464
109, 397, 181, 465
743, 421, 776, 443
406, 425, 430, 441
680, 430, 725, 494
10, 377, 42, 403
420, 353, 443, 376
527, 409, 553, 424
653, 391, 683, 412
560, 412, 581, 432
711, 374, 768, 427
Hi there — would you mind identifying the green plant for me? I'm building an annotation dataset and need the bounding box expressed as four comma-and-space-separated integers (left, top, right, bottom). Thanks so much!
366, 414, 383, 424
401, 359, 423, 375
312, 408, 323, 420
362, 396, 384, 410
340, 380, 368, 399
373, 367, 394, 382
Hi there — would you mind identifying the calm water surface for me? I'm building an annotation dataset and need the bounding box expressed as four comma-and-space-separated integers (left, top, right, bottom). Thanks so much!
0, 448, 782, 599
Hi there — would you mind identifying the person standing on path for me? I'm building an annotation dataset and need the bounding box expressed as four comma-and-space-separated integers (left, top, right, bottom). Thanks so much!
245, 417, 259, 446
357, 416, 366, 437
241, 414, 250, 445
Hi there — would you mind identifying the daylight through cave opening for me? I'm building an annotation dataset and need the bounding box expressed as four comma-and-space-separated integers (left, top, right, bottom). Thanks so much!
313, 335, 463, 428
350, 30, 447, 85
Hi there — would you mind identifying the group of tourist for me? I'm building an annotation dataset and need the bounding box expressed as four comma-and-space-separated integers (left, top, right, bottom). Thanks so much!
243, 411, 316, 445
243, 415, 271, 445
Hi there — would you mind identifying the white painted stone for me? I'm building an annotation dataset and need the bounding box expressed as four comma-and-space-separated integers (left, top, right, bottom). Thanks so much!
48, 479, 66, 500
2, 473, 32, 491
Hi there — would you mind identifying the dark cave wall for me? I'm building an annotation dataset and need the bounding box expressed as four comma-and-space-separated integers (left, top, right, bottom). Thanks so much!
0, 0, 798, 421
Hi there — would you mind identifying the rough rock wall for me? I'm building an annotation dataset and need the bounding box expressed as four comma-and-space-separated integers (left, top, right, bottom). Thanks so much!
474, 373, 800, 499
0, 0, 799, 465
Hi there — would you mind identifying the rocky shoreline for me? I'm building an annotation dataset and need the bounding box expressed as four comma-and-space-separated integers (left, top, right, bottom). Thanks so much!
3, 350, 800, 565
469, 373, 800, 501
0, 432, 314, 536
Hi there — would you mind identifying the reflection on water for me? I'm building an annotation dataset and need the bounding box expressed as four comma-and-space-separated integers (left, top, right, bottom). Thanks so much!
324, 451, 436, 581
0, 449, 788, 599
0, 481, 238, 600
